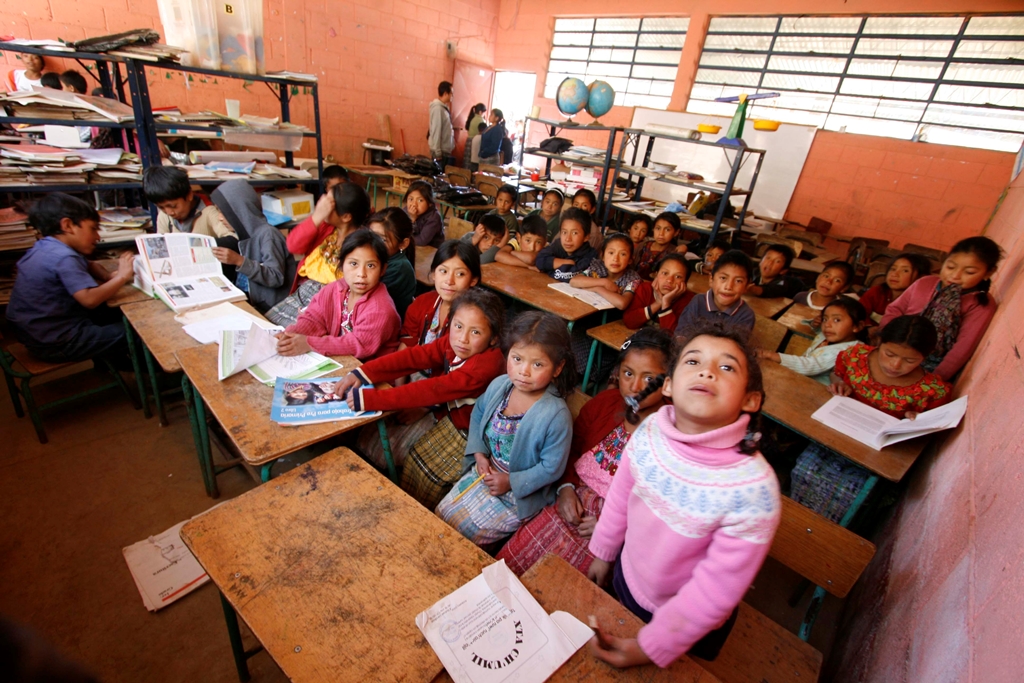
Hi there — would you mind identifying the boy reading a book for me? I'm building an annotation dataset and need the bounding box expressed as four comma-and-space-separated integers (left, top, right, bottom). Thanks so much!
7, 193, 134, 363
143, 166, 236, 241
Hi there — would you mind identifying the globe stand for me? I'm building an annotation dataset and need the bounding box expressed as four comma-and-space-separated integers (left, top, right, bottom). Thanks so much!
560, 117, 581, 126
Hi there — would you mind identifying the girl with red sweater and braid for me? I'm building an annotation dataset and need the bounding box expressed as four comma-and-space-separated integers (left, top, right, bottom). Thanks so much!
622, 254, 694, 333
339, 289, 506, 509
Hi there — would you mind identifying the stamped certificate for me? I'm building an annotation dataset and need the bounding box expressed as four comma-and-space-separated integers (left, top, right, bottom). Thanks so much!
416, 560, 593, 683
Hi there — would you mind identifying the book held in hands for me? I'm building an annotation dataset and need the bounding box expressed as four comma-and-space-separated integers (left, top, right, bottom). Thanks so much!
133, 233, 246, 313
811, 395, 968, 450
270, 377, 380, 426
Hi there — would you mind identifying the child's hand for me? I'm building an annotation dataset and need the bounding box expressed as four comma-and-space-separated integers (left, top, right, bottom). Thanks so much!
587, 558, 612, 587
552, 258, 574, 269
673, 243, 688, 255
116, 251, 135, 283
473, 453, 492, 477
662, 280, 687, 307
829, 380, 853, 397
812, 312, 823, 328
904, 411, 919, 420
528, 265, 540, 272
556, 487, 585, 526
311, 191, 335, 225
497, 226, 511, 249
587, 628, 652, 669
211, 247, 244, 267
484, 470, 511, 496
335, 373, 363, 399
276, 332, 311, 356
755, 349, 781, 363
471, 223, 485, 246
577, 515, 598, 538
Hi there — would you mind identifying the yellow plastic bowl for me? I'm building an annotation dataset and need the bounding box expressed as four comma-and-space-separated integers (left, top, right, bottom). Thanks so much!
697, 123, 721, 134
752, 119, 781, 131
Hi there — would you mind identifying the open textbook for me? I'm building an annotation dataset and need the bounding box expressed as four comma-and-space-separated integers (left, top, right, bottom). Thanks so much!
416, 560, 593, 683
812, 395, 968, 450
133, 233, 246, 313
547, 282, 615, 311
218, 323, 341, 384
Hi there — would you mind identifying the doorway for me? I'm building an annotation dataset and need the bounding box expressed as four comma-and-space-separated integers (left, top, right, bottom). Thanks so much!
491, 71, 537, 166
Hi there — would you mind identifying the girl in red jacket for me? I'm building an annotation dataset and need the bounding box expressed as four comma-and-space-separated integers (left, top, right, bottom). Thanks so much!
399, 239, 482, 352
623, 254, 694, 332
337, 289, 506, 508
276, 229, 401, 361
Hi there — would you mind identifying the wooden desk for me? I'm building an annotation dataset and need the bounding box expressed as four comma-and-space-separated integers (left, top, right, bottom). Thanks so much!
175, 345, 392, 496
415, 245, 436, 288
181, 447, 492, 682
340, 164, 411, 206
481, 261, 602, 329
587, 320, 632, 353
106, 284, 151, 308
777, 303, 817, 339
790, 258, 825, 274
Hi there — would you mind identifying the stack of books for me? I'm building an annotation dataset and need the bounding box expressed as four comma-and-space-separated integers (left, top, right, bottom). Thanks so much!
98, 207, 151, 243
182, 162, 312, 181
82, 148, 143, 183
0, 144, 92, 186
0, 88, 134, 123
0, 206, 36, 252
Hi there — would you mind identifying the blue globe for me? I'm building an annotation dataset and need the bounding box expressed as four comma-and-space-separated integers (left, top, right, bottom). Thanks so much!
586, 81, 615, 119
556, 77, 589, 117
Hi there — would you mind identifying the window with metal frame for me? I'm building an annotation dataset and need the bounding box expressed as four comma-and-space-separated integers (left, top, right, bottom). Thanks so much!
689, 15, 1024, 152
544, 17, 689, 111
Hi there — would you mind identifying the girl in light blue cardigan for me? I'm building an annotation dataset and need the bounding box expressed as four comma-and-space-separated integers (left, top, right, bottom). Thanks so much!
436, 311, 577, 547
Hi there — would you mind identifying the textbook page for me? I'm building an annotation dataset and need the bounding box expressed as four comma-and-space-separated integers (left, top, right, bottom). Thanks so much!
547, 282, 615, 310
218, 323, 281, 380
182, 312, 278, 344
136, 233, 221, 282
874, 395, 968, 447
122, 520, 208, 612
811, 395, 968, 450
416, 560, 592, 683
153, 275, 245, 313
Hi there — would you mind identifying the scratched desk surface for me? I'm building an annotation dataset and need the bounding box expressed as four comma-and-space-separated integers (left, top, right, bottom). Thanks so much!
181, 447, 492, 683
481, 262, 599, 323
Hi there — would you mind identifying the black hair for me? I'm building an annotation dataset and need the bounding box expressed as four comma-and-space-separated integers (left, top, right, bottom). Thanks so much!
653, 211, 682, 234
706, 238, 731, 255
656, 252, 692, 279
542, 188, 565, 205
627, 215, 653, 234
712, 249, 754, 281
560, 206, 592, 234
762, 243, 796, 269
821, 296, 869, 342
28, 192, 99, 237
490, 108, 505, 124
321, 164, 349, 184
948, 236, 1003, 306
501, 311, 578, 397
672, 319, 765, 455
368, 206, 415, 269
59, 69, 87, 94
879, 252, 933, 296
431, 238, 482, 282
450, 288, 505, 346
601, 231, 634, 260
572, 188, 597, 212
284, 385, 316, 405
403, 180, 436, 211
465, 103, 486, 131
478, 213, 506, 239
880, 314, 938, 358
332, 181, 371, 227
40, 72, 61, 89
496, 184, 517, 202
142, 166, 192, 204
438, 81, 452, 97
90, 86, 104, 97
820, 260, 855, 290
618, 327, 673, 425
519, 213, 548, 239
338, 228, 389, 276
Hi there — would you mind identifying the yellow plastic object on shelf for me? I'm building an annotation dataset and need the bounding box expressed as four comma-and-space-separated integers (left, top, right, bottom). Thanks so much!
752, 119, 781, 131
697, 123, 721, 134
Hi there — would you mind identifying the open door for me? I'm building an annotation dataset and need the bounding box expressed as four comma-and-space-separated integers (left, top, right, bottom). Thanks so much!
452, 60, 494, 165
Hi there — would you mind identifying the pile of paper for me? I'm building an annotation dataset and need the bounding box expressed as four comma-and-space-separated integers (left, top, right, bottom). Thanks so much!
0, 143, 92, 186
182, 162, 312, 181
154, 109, 310, 134
0, 206, 36, 252
0, 87, 134, 123
82, 148, 143, 183
98, 207, 151, 242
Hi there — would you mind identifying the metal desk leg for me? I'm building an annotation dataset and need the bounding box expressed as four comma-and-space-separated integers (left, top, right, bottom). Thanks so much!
182, 373, 219, 498
141, 342, 167, 426
123, 317, 150, 418
260, 462, 275, 483
378, 419, 398, 484
582, 339, 600, 395
220, 592, 260, 683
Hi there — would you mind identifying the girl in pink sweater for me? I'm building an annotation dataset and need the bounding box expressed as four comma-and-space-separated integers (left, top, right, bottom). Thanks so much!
276, 229, 401, 361
586, 320, 781, 669
879, 236, 1002, 381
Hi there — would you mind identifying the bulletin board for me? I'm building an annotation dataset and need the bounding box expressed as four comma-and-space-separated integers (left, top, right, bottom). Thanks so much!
629, 108, 817, 219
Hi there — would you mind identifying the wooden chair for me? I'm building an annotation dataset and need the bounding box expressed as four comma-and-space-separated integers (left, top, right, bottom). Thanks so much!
477, 163, 505, 178
902, 243, 947, 273
445, 216, 474, 241
473, 174, 501, 200
444, 165, 471, 187
755, 234, 803, 259
779, 226, 823, 248
846, 237, 890, 274
1, 342, 137, 444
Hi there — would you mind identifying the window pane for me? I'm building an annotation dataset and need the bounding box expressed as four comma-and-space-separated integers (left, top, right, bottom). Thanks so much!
610, 49, 636, 63
604, 77, 629, 92
699, 53, 767, 69
650, 80, 675, 96
642, 17, 689, 32
767, 55, 847, 73
824, 114, 918, 138
703, 34, 774, 51
632, 64, 679, 80
554, 18, 593, 32
846, 59, 944, 79
550, 47, 590, 60
586, 62, 632, 78
592, 33, 637, 47
708, 17, 778, 33
589, 48, 611, 62
831, 95, 926, 120
863, 16, 963, 35
965, 16, 1024, 36
553, 32, 592, 47
856, 38, 954, 58
687, 98, 747, 117
934, 84, 1024, 108
779, 16, 861, 34
621, 93, 672, 109
636, 49, 682, 65
548, 60, 588, 74
954, 40, 1024, 60
923, 103, 1024, 133
944, 63, 1024, 86
840, 77, 936, 100
762, 73, 840, 93
919, 125, 1024, 153
595, 18, 640, 32
772, 90, 835, 112
688, 83, 749, 103
626, 79, 651, 94
637, 33, 686, 48
695, 68, 761, 87
774, 36, 856, 54
766, 108, 828, 126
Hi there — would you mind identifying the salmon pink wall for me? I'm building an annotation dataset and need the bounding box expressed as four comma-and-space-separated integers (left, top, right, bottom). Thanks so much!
825, 168, 1024, 683
1, 0, 500, 162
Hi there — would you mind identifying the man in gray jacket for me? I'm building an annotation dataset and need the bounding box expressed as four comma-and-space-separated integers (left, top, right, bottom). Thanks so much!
428, 81, 455, 166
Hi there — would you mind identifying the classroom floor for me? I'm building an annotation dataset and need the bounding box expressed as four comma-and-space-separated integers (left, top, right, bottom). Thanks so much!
0, 365, 846, 682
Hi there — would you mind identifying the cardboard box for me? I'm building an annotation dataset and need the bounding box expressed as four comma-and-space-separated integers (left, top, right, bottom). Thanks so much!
260, 189, 313, 220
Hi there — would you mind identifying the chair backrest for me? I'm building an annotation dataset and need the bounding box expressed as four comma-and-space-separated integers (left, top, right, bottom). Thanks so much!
751, 317, 788, 354
446, 216, 474, 241
445, 165, 471, 187
566, 388, 591, 420
769, 497, 876, 598
863, 260, 889, 289
478, 163, 505, 178
902, 243, 947, 273
474, 175, 501, 199
846, 237, 891, 267
779, 227, 823, 247
756, 234, 803, 259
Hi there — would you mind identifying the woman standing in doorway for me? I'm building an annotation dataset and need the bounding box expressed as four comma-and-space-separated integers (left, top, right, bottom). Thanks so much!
463, 103, 487, 168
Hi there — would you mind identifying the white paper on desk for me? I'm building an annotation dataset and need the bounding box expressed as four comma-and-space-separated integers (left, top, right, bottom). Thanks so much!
122, 520, 209, 612
416, 560, 592, 683
811, 395, 968, 450
218, 323, 282, 380
183, 313, 279, 345
547, 282, 615, 310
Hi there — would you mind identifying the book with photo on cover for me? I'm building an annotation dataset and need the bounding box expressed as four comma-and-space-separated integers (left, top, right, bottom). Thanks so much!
270, 377, 381, 426
133, 233, 246, 313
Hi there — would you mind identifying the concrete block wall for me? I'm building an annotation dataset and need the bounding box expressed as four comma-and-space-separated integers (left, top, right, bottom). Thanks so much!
1, 0, 500, 161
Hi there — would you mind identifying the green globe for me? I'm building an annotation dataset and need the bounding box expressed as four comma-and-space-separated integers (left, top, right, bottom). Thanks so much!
556, 77, 589, 117
586, 81, 615, 119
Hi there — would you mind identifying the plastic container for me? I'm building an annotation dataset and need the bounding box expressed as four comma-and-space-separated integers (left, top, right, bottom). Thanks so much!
216, 0, 265, 75
157, 0, 221, 70
752, 119, 781, 131
697, 123, 721, 134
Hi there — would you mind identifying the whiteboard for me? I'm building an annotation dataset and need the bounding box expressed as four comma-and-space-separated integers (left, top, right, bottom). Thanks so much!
628, 108, 817, 220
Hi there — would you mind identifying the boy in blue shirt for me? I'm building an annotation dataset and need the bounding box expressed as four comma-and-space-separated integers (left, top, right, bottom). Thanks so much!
534, 208, 598, 281
674, 249, 756, 338
7, 193, 135, 363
